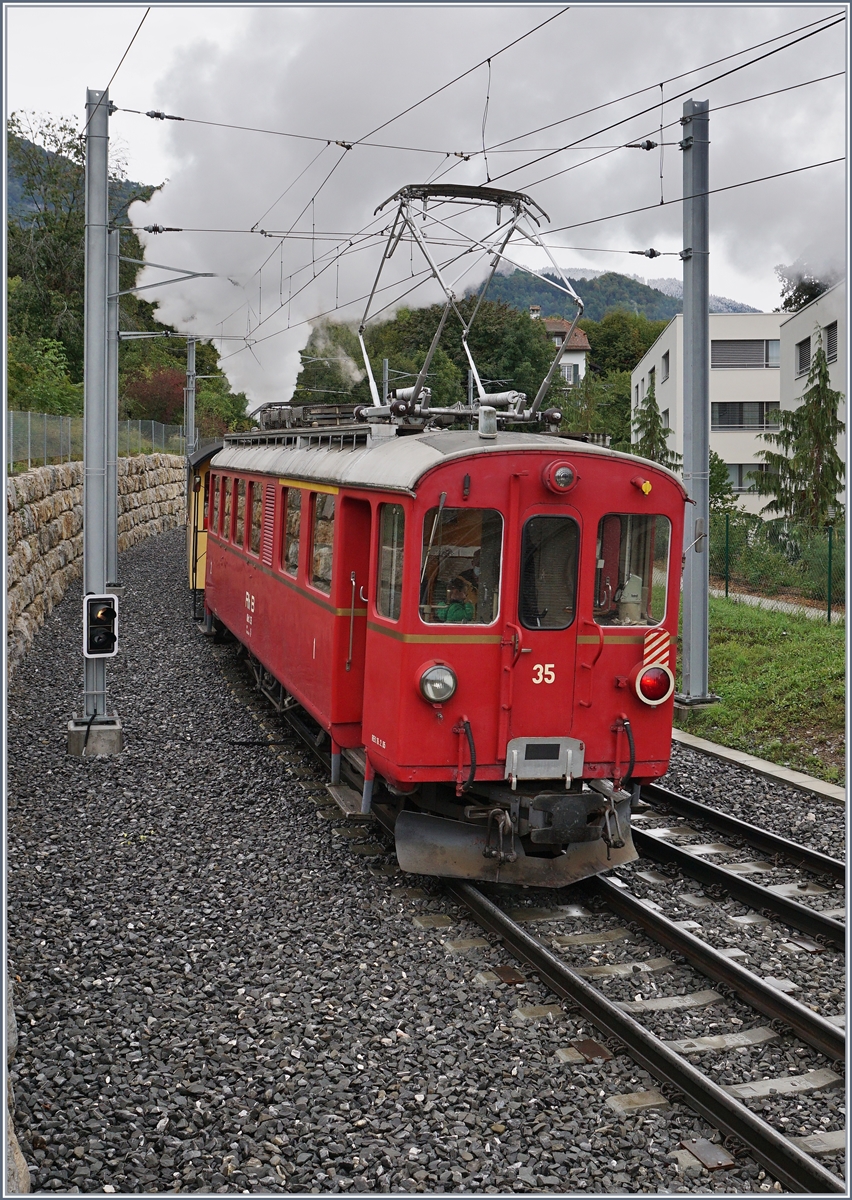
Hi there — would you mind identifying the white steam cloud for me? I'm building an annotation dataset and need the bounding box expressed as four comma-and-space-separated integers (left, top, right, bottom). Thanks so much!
129, 5, 846, 409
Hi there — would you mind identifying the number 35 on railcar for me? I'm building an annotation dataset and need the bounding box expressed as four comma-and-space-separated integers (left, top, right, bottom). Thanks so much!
202, 419, 688, 888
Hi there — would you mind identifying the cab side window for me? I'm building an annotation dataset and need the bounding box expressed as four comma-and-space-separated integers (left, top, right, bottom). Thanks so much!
282, 488, 301, 576
312, 492, 335, 593
519, 516, 579, 630
377, 504, 405, 620
594, 513, 671, 626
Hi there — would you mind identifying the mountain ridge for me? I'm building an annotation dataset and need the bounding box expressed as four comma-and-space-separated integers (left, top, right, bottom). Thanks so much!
473, 268, 760, 322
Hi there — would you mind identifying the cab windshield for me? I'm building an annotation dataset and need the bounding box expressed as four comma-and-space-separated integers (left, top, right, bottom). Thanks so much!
420, 507, 502, 625
594, 513, 671, 626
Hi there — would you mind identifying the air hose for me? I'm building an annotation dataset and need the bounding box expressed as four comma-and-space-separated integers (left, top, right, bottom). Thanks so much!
461, 719, 477, 793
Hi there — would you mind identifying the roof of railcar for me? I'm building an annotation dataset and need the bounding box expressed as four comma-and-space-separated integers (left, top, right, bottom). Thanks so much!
211, 429, 688, 497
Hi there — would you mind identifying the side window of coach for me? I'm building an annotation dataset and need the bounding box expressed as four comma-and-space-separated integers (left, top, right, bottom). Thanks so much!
594, 513, 671, 626
249, 483, 262, 556
519, 516, 579, 630
282, 488, 301, 576
419, 507, 502, 625
235, 480, 246, 547
312, 493, 335, 594
210, 474, 219, 533
377, 504, 405, 620
222, 477, 232, 540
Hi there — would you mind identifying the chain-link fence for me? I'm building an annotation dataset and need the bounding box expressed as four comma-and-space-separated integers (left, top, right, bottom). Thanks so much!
6, 411, 185, 475
709, 511, 844, 623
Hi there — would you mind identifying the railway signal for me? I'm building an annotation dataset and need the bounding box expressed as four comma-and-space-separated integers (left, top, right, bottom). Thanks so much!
83, 594, 119, 658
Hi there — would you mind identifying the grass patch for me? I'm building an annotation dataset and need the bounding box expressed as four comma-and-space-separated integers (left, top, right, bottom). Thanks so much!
674, 598, 845, 785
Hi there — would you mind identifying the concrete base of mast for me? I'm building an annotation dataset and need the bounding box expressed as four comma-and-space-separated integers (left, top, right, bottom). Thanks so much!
66, 716, 124, 757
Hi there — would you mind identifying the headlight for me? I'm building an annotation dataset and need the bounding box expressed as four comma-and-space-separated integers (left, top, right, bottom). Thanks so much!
542, 460, 578, 494
419, 664, 457, 703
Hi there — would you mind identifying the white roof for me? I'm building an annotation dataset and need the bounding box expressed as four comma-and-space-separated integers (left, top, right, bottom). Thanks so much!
212, 429, 683, 495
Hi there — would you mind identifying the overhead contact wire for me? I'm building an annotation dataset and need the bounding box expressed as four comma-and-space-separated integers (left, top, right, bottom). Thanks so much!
484, 10, 844, 153
486, 14, 845, 185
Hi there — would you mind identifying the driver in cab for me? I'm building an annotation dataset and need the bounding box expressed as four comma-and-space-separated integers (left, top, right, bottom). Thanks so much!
433, 576, 476, 623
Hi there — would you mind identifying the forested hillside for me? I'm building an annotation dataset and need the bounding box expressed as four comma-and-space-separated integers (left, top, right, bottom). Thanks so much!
7, 114, 251, 433
481, 269, 682, 322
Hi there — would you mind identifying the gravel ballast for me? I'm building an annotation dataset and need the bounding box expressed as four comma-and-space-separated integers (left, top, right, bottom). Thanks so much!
7, 528, 841, 1194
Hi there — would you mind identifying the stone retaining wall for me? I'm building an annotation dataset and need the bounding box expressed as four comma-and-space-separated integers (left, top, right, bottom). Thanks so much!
6, 454, 185, 677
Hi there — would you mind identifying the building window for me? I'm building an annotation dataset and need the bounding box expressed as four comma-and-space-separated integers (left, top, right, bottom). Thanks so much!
634, 384, 639, 405
648, 366, 656, 391
661, 409, 670, 430
726, 463, 766, 492
560, 362, 579, 386
825, 322, 838, 363
711, 402, 780, 430
795, 337, 811, 377
311, 493, 335, 594
661, 351, 669, 381
711, 339, 780, 368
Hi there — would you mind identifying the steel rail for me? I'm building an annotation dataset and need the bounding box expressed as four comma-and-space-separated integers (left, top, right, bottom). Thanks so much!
590, 876, 844, 1061
447, 880, 844, 1194
641, 783, 846, 881
632, 827, 845, 950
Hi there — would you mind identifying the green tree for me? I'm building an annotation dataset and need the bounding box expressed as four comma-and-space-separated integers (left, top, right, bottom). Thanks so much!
7, 328, 83, 414
757, 329, 845, 526
631, 377, 681, 470
195, 378, 252, 436
775, 258, 840, 313
301, 301, 555, 415
709, 449, 739, 513
559, 369, 632, 450
579, 310, 668, 374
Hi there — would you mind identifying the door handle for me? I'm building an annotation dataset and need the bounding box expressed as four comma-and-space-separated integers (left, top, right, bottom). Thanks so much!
346, 572, 356, 672
359, 585, 368, 603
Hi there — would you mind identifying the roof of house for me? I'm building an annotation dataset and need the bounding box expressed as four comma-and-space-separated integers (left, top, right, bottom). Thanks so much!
542, 318, 591, 350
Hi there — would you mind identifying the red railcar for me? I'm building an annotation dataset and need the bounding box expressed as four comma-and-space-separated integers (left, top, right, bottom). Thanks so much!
205, 420, 687, 887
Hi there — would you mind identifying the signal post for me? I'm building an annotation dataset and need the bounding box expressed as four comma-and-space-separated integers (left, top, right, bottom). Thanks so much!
67, 87, 123, 756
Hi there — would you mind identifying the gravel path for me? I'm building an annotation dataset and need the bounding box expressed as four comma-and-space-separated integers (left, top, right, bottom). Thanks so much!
7, 528, 841, 1194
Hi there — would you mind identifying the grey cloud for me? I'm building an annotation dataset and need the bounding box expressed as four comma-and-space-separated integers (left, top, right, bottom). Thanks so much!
130, 5, 845, 404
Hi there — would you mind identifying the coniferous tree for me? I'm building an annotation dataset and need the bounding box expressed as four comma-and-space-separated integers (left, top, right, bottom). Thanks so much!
709, 449, 739, 513
757, 328, 845, 527
631, 377, 681, 470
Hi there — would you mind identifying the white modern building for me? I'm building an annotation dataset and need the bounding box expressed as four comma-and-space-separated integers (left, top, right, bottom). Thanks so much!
631, 313, 783, 513
632, 306, 844, 515
778, 279, 846, 509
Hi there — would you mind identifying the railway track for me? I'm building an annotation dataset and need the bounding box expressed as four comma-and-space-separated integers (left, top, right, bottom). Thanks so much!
225, 641, 846, 1193
444, 881, 845, 1194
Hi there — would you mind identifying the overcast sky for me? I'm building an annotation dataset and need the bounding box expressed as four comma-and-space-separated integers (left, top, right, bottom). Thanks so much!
6, 4, 848, 405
